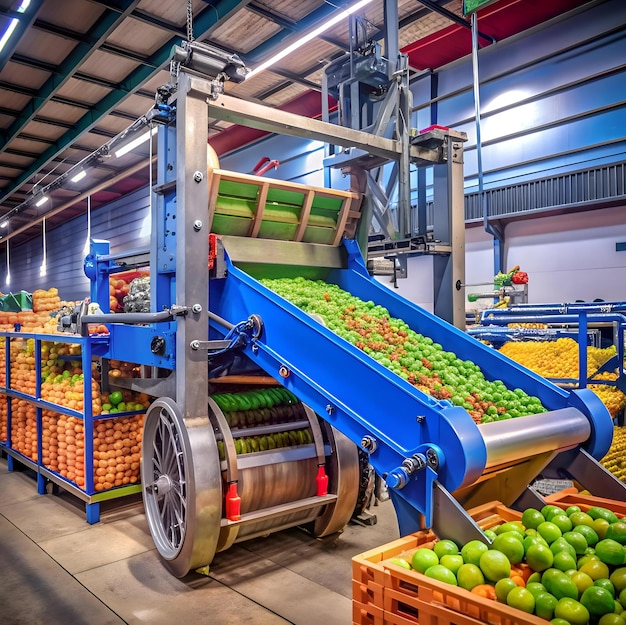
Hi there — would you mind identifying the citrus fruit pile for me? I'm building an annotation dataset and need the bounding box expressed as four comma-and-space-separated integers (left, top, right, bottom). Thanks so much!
498, 338, 626, 418
387, 503, 626, 625
602, 427, 626, 483
262, 278, 547, 424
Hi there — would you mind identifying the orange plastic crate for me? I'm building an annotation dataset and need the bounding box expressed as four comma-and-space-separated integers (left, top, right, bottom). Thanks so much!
353, 599, 384, 625
352, 502, 550, 625
545, 488, 626, 516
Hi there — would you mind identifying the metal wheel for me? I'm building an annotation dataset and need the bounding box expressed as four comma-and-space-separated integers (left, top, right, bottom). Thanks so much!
141, 397, 223, 577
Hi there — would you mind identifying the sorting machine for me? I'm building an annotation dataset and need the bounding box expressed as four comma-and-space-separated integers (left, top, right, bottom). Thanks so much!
81, 45, 626, 577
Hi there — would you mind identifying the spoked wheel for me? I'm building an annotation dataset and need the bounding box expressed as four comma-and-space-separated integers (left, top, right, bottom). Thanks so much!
141, 397, 222, 577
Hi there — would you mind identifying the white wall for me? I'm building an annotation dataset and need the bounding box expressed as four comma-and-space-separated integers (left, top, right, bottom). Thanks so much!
505, 205, 626, 303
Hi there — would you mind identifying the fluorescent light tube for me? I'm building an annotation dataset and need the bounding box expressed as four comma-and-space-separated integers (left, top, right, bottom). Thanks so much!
0, 1, 32, 54
0, 221, 7, 229
35, 195, 49, 207
71, 169, 87, 183
114, 126, 157, 158
246, 0, 375, 80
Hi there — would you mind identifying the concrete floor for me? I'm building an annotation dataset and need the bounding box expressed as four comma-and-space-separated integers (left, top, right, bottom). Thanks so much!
0, 454, 400, 625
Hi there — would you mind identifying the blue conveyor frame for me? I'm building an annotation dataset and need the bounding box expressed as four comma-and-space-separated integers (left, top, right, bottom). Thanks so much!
206, 237, 613, 534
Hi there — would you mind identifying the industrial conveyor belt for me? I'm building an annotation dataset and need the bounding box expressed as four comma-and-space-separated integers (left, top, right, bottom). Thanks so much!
207, 236, 621, 539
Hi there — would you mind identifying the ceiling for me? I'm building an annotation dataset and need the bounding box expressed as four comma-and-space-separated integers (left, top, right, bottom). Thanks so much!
0, 0, 594, 248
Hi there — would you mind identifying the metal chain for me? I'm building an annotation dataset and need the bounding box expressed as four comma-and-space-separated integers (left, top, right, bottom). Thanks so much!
186, 0, 194, 42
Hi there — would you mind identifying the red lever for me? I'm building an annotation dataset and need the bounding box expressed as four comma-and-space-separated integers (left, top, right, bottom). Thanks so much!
316, 464, 328, 496
225, 482, 241, 521
208, 233, 217, 270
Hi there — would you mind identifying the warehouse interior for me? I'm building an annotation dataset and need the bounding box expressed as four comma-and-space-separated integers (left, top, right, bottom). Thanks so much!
1, 1, 626, 624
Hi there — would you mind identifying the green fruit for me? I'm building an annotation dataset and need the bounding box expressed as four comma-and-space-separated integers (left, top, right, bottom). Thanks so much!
479, 549, 510, 582
389, 557, 411, 570
580, 586, 615, 616
412, 548, 439, 573
456, 563, 484, 590
596, 539, 625, 566
588, 506, 619, 525
109, 390, 123, 406
424, 564, 457, 585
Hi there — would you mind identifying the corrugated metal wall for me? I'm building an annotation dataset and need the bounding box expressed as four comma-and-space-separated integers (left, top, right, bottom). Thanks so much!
0, 187, 150, 301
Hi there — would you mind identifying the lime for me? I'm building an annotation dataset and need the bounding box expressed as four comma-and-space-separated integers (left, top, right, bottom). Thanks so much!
506, 586, 535, 613
594, 518, 611, 540
461, 540, 489, 566
594, 578, 616, 598
496, 521, 525, 536
527, 571, 542, 584
564, 530, 588, 555
535, 591, 558, 620
479, 549, 511, 582
439, 554, 464, 575
550, 537, 577, 559
577, 553, 600, 568
456, 563, 484, 591
526, 581, 547, 598
606, 522, 626, 545
566, 505, 582, 516
598, 614, 626, 625
424, 564, 457, 585
554, 597, 591, 625
553, 551, 577, 573
523, 508, 546, 530
580, 585, 615, 616
109, 390, 123, 406
525, 534, 547, 553
570, 511, 595, 528
551, 619, 571, 625
596, 539, 625, 566
574, 524, 599, 547
483, 529, 497, 542
492, 532, 525, 564
552, 514, 573, 534
544, 570, 579, 600
579, 558, 610, 581
569, 570, 594, 596
411, 548, 439, 573
526, 542, 555, 572
589, 506, 619, 525
389, 557, 411, 570
542, 505, 564, 521
434, 539, 460, 559
495, 577, 518, 602
620, 587, 626, 605
610, 568, 626, 593
538, 522, 563, 544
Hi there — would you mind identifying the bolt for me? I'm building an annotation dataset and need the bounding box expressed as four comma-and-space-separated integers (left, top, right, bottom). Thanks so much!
190, 340, 200, 350
325, 404, 335, 415
192, 304, 202, 313
251, 343, 259, 354
193, 171, 203, 182
193, 220, 203, 231
361, 436, 377, 453
278, 365, 290, 378
416, 415, 425, 424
